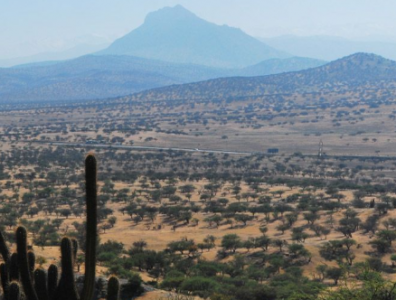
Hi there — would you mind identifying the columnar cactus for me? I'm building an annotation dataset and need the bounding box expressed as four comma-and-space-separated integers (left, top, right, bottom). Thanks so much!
0, 263, 9, 300
47, 265, 58, 299
81, 154, 98, 300
8, 282, 21, 300
106, 277, 120, 300
0, 232, 10, 264
0, 154, 121, 300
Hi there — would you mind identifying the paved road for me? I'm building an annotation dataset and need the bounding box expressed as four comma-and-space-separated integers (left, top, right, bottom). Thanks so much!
24, 140, 396, 160
30, 141, 256, 156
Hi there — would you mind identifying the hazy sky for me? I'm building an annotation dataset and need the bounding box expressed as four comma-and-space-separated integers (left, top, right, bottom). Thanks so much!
2, 0, 396, 58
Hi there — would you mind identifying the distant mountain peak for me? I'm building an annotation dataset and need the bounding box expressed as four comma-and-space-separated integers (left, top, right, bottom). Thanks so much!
342, 52, 386, 61
99, 6, 288, 68
323, 52, 396, 72
145, 5, 199, 23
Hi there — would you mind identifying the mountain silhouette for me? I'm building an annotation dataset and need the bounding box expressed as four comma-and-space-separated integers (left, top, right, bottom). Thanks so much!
99, 5, 288, 68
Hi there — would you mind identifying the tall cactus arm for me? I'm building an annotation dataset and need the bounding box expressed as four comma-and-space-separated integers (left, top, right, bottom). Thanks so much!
0, 263, 10, 300
10, 253, 19, 282
72, 239, 78, 262
0, 231, 10, 264
9, 282, 21, 300
81, 154, 98, 300
34, 269, 49, 300
51, 238, 80, 300
28, 251, 35, 284
16, 227, 38, 300
106, 276, 120, 300
47, 264, 58, 300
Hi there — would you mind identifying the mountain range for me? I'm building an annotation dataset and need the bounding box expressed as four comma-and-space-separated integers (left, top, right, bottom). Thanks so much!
0, 6, 394, 103
0, 55, 325, 102
122, 53, 396, 102
0, 55, 225, 102
0, 5, 328, 102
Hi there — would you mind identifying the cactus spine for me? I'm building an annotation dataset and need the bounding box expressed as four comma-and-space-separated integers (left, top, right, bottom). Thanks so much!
9, 282, 21, 300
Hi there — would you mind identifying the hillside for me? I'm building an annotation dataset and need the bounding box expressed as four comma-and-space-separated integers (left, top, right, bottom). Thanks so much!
0, 55, 228, 102
124, 53, 396, 102
0, 55, 325, 102
99, 5, 288, 68
236, 57, 326, 77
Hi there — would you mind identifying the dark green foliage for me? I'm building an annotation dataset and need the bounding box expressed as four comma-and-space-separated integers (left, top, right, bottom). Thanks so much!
119, 274, 143, 300
180, 277, 219, 298
332, 274, 396, 300
221, 234, 241, 253
98, 241, 124, 257
160, 271, 185, 290
326, 267, 344, 285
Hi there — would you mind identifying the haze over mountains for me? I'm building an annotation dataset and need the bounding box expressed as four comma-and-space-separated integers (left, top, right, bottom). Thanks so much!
0, 34, 113, 68
0, 5, 327, 102
0, 43, 109, 68
0, 5, 395, 102
261, 35, 396, 61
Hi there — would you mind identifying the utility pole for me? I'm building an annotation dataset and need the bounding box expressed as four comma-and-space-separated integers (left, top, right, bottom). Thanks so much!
318, 140, 324, 158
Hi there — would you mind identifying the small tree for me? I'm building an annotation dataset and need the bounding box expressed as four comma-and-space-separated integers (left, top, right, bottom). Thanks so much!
221, 234, 241, 253
326, 267, 344, 285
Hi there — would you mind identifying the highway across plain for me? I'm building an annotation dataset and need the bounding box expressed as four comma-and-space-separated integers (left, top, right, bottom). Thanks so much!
28, 141, 255, 156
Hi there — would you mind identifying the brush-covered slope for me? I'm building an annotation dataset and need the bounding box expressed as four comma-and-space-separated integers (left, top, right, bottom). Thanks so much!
124, 53, 396, 101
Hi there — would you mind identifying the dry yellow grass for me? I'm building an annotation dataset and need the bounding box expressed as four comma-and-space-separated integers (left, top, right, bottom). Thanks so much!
8, 178, 393, 283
